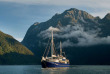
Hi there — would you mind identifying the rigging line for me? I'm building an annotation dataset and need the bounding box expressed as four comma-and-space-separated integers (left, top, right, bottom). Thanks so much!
43, 38, 50, 57
46, 42, 51, 57
53, 42, 57, 55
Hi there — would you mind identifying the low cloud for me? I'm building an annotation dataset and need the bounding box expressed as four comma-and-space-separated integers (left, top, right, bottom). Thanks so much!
39, 25, 110, 48
61, 40, 74, 48
39, 26, 60, 39
77, 36, 110, 46
48, 26, 60, 32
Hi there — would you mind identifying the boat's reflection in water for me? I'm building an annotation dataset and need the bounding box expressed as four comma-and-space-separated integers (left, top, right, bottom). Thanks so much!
41, 67, 69, 74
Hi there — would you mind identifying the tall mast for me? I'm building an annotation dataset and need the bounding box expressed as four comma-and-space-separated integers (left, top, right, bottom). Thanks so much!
60, 41, 62, 56
51, 30, 54, 57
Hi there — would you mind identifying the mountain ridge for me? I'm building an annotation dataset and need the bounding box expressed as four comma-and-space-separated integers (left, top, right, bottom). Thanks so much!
22, 8, 110, 65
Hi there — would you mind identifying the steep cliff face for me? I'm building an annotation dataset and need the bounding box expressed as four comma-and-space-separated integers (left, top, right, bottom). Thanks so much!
22, 8, 110, 65
99, 13, 110, 37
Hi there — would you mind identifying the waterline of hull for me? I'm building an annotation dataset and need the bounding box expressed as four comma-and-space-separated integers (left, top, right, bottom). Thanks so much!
41, 61, 70, 68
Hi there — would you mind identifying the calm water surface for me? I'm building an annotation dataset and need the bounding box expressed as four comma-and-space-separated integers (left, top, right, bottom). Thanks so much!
0, 65, 110, 74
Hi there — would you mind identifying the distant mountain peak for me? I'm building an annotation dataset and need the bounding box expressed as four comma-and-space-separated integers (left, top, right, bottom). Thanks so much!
62, 8, 95, 22
103, 13, 110, 20
22, 8, 110, 65
65, 8, 79, 12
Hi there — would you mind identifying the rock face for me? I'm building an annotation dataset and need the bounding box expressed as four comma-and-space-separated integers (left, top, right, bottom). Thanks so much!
0, 31, 38, 65
99, 13, 110, 37
22, 8, 110, 65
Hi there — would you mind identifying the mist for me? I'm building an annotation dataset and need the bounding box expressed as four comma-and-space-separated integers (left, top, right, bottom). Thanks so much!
39, 24, 110, 48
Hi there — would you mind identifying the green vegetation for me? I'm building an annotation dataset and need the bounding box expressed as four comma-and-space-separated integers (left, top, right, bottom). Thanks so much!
0, 31, 39, 65
0, 31, 33, 55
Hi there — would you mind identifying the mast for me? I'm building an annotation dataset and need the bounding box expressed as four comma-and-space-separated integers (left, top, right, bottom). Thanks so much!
51, 30, 54, 57
60, 41, 62, 56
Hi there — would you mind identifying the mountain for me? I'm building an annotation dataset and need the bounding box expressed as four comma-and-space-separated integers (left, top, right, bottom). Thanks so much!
102, 13, 110, 23
99, 13, 110, 37
22, 8, 110, 65
0, 31, 38, 65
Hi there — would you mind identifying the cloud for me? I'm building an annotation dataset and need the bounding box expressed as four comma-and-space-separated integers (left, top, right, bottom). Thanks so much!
39, 25, 110, 48
0, 0, 110, 18
38, 26, 60, 39
0, 0, 110, 9
77, 36, 110, 46
0, 0, 110, 43
61, 40, 74, 48
48, 26, 60, 31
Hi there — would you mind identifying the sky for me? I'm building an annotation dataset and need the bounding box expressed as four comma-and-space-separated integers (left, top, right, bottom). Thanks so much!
0, 0, 110, 42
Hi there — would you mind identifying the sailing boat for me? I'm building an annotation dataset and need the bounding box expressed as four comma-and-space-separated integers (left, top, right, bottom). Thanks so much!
41, 30, 70, 68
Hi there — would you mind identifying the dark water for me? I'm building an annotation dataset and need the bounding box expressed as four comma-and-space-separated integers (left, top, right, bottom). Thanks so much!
0, 65, 110, 74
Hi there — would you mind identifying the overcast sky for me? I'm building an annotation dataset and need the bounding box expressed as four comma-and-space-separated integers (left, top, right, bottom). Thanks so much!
0, 0, 110, 42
